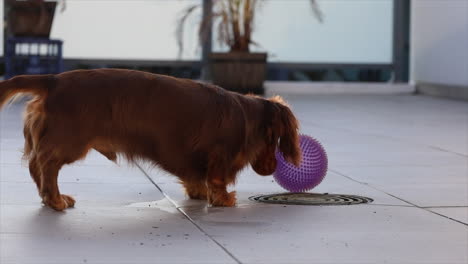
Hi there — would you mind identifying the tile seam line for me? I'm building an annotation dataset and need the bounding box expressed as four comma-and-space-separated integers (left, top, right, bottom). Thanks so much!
330, 169, 468, 227
135, 162, 242, 264
422, 206, 468, 209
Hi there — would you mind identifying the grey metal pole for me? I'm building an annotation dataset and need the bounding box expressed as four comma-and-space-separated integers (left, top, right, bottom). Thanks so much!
201, 0, 212, 81
393, 0, 411, 83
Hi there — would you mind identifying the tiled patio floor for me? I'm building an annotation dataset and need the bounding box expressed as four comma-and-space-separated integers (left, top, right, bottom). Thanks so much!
1, 95, 467, 264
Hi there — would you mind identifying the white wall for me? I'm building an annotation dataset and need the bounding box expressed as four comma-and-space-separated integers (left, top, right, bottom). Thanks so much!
411, 0, 468, 87
51, 0, 200, 60
49, 0, 392, 63
2, 0, 392, 63
219, 0, 393, 64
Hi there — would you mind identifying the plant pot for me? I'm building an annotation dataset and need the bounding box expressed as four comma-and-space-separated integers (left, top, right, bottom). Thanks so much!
209, 52, 267, 95
7, 0, 57, 38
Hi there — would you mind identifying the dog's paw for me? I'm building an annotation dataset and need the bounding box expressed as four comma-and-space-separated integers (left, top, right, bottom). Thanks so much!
209, 191, 237, 207
61, 194, 76, 208
42, 194, 75, 211
186, 187, 208, 200
187, 192, 208, 200
183, 181, 208, 200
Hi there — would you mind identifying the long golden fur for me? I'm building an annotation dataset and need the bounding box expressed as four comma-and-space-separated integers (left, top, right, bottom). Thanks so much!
0, 69, 300, 210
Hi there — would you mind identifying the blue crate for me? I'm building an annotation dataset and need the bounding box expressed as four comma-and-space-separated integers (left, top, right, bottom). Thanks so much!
5, 37, 63, 79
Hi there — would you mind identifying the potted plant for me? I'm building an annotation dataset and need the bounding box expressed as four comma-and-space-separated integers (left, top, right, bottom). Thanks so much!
6, 0, 65, 38
177, 0, 323, 94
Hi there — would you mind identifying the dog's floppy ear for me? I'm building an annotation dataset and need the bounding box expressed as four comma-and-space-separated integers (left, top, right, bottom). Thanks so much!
269, 96, 301, 166
250, 96, 301, 175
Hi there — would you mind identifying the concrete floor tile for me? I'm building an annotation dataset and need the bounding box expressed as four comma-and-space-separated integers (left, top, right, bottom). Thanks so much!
329, 151, 467, 167
178, 204, 468, 264
0, 139, 23, 151
1, 181, 164, 207
143, 167, 411, 214
0, 149, 116, 166
378, 184, 468, 207
286, 95, 468, 156
1, 163, 149, 184
0, 205, 236, 264
0, 150, 23, 165
2, 95, 468, 263
334, 166, 468, 207
428, 207, 468, 224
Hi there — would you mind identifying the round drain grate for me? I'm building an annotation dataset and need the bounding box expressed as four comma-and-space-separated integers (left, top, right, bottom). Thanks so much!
249, 193, 373, 206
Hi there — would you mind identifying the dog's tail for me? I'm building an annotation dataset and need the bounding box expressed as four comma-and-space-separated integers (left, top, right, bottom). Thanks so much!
0, 74, 54, 109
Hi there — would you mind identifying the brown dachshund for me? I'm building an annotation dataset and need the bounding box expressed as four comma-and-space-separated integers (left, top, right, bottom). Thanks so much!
0, 69, 300, 211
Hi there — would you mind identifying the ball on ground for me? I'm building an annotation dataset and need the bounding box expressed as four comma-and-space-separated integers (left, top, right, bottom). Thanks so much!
274, 135, 328, 192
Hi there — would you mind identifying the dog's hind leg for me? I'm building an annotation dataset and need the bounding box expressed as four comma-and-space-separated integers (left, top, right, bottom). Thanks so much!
37, 153, 75, 211
23, 128, 41, 190
23, 123, 45, 192
35, 136, 90, 211
23, 102, 48, 191
28, 154, 42, 191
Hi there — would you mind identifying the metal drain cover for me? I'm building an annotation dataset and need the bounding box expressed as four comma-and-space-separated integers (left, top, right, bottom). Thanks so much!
249, 193, 373, 206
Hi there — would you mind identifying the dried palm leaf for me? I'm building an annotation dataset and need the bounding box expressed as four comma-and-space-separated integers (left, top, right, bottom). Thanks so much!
176, 0, 323, 55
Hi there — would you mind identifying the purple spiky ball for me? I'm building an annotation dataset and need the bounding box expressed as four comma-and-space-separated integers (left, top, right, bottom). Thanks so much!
274, 135, 328, 192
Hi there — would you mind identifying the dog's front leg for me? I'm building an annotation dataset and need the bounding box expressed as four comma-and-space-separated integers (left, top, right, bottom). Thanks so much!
206, 167, 236, 207
181, 179, 208, 200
